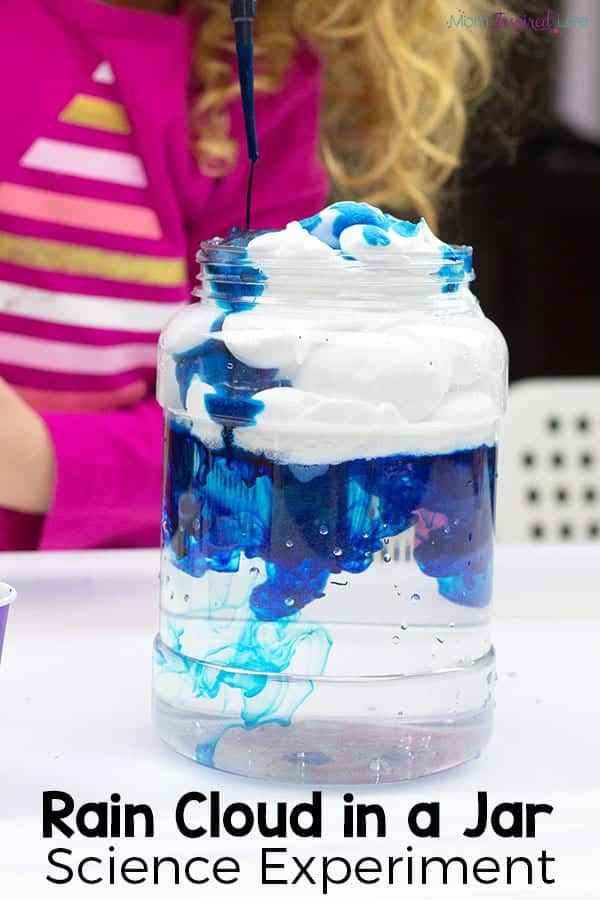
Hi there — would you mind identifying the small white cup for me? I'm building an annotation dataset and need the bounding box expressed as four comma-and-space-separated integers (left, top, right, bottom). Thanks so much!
0, 582, 16, 607
0, 582, 16, 660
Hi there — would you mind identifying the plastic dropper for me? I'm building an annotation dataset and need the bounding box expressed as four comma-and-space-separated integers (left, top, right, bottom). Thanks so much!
230, 0, 259, 230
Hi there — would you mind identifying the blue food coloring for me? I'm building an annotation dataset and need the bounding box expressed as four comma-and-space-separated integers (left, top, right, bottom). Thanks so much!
164, 419, 497, 615
385, 215, 419, 238
301, 202, 388, 249
362, 225, 391, 246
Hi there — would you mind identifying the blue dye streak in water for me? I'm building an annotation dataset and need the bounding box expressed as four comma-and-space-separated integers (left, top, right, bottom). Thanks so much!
165, 419, 497, 615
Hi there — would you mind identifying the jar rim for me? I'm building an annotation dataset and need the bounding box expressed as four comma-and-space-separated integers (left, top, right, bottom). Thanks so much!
197, 238, 474, 289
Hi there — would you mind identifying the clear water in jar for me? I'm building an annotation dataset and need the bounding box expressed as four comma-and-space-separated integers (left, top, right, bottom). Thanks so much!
154, 416, 497, 783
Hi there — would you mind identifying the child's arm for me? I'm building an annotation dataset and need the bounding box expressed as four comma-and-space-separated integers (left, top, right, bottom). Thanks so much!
39, 398, 163, 549
0, 379, 162, 550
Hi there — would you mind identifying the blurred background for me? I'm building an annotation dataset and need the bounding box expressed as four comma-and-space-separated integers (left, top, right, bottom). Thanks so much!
438, 0, 599, 383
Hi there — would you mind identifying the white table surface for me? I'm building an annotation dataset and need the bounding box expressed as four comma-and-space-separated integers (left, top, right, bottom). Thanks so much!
0, 545, 599, 899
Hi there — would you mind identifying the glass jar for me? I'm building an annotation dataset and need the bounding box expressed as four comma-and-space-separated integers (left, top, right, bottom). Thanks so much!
153, 222, 508, 784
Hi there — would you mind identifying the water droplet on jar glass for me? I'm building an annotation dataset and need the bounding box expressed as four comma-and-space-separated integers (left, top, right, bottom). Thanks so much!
285, 539, 294, 549
284, 597, 296, 607
169, 591, 175, 601
362, 532, 370, 540
392, 634, 401, 644
183, 593, 191, 603
319, 524, 329, 536
383, 552, 392, 563
249, 566, 260, 577
333, 547, 343, 557
400, 623, 408, 631
435, 636, 444, 644
410, 592, 421, 603
165, 574, 171, 585
448, 622, 455, 628
368, 757, 391, 775
226, 362, 234, 370
383, 537, 389, 545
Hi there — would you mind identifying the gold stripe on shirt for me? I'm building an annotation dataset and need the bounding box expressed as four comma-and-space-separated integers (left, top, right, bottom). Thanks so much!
0, 232, 186, 287
59, 94, 131, 135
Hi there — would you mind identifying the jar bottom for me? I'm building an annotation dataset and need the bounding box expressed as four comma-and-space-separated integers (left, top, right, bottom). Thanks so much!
153, 670, 494, 785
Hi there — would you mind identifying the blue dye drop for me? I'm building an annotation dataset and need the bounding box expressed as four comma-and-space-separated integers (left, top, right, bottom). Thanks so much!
329, 202, 388, 241
299, 213, 323, 233
362, 225, 391, 247
386, 216, 419, 238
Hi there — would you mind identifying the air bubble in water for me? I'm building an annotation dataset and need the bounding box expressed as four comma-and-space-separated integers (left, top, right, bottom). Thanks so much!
362, 532, 370, 540
333, 547, 343, 557
410, 592, 421, 603
285, 539, 294, 549
319, 524, 329, 535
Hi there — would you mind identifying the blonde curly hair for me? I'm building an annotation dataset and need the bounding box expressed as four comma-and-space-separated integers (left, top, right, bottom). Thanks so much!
189, 1, 509, 225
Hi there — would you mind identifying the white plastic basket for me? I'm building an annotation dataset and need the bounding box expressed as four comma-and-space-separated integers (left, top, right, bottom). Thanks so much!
496, 378, 600, 543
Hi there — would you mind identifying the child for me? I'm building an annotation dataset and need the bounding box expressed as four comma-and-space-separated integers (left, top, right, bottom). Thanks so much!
0, 0, 496, 550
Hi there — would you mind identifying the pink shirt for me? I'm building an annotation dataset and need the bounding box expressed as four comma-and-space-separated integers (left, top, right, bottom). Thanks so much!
0, 0, 327, 551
